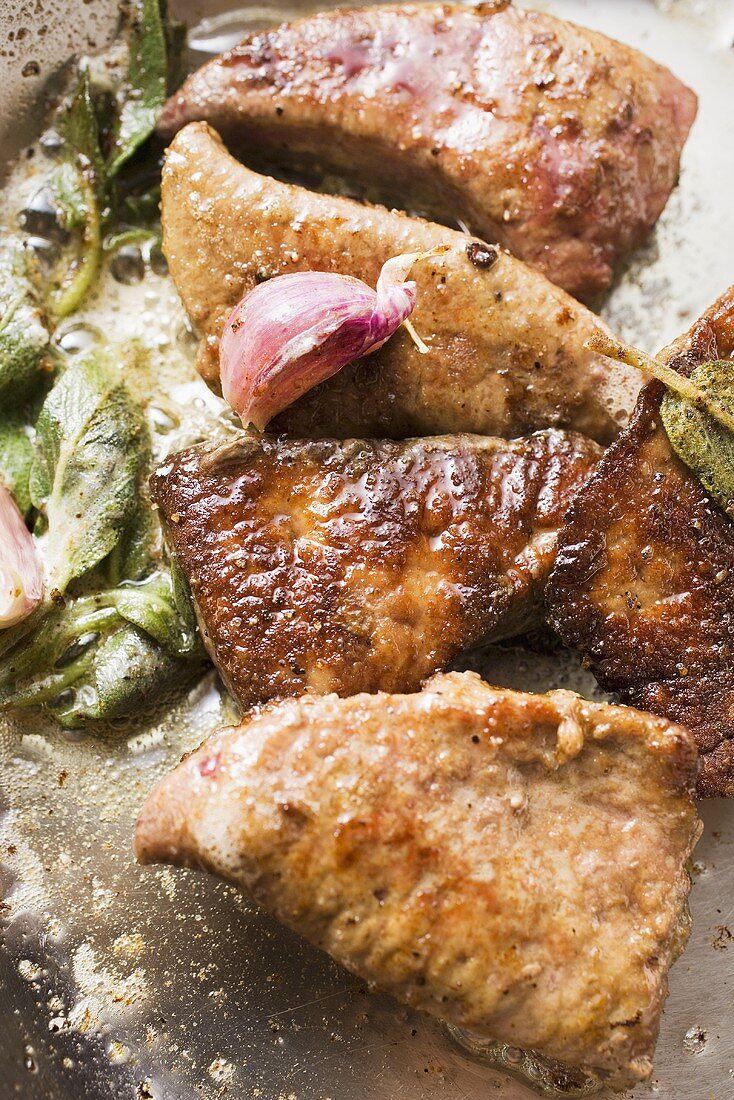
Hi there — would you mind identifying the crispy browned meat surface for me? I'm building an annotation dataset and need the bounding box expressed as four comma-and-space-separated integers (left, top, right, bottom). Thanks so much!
158, 3, 696, 300
546, 287, 734, 796
161, 123, 642, 444
135, 670, 700, 1091
150, 430, 599, 710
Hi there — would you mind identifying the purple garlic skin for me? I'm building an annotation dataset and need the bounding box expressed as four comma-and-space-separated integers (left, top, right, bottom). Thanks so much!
0, 483, 43, 628
219, 251, 436, 429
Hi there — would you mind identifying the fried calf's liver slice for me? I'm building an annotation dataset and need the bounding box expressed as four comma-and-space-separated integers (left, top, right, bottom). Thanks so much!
135, 670, 700, 1092
547, 287, 734, 796
158, 2, 696, 300
150, 430, 599, 710
161, 122, 642, 444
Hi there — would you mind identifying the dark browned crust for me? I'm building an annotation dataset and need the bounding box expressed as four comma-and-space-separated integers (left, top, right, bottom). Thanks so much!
151, 430, 599, 711
546, 287, 734, 797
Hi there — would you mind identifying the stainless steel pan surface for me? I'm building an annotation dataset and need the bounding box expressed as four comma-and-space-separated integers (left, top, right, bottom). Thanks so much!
0, 2, 732, 1098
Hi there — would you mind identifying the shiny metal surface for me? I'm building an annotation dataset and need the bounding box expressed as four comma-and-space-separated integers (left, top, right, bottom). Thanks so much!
1, 2, 733, 1098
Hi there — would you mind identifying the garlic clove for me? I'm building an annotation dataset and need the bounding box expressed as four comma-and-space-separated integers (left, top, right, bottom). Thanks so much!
219, 249, 442, 429
0, 483, 43, 629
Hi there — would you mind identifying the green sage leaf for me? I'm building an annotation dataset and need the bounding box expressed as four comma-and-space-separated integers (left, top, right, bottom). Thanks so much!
29, 353, 148, 592
661, 359, 734, 518
0, 412, 35, 515
107, 0, 172, 177
0, 578, 205, 725
49, 66, 104, 317
170, 554, 199, 640
48, 624, 203, 729
56, 64, 105, 182
102, 573, 202, 657
0, 244, 51, 399
105, 495, 159, 584
121, 182, 162, 229
0, 603, 120, 704
35, 3, 183, 317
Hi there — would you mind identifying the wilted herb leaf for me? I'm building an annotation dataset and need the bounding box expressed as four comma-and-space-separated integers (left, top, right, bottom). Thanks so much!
588, 330, 734, 521
661, 359, 734, 518
50, 624, 202, 728
0, 246, 51, 512
107, 0, 178, 177
41, 1, 182, 316
0, 245, 51, 399
0, 575, 206, 726
170, 554, 199, 640
102, 573, 202, 657
105, 494, 159, 584
30, 353, 147, 592
0, 412, 35, 515
49, 66, 103, 317
55, 64, 105, 182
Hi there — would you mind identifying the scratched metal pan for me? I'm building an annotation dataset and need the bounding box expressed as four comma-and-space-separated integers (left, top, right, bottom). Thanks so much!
0, 1, 733, 1098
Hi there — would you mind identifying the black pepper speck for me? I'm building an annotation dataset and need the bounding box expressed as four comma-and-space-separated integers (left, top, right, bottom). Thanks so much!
467, 241, 499, 269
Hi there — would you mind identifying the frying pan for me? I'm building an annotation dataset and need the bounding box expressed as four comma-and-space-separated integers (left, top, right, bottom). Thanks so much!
0, 2, 733, 1097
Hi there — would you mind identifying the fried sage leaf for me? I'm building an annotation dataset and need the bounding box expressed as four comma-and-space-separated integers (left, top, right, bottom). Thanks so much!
0, 574, 205, 727
99, 573, 202, 657
49, 66, 104, 318
41, 2, 183, 316
105, 493, 160, 585
0, 412, 34, 516
51, 624, 202, 728
30, 353, 147, 592
588, 331, 734, 520
661, 359, 734, 518
0, 244, 51, 399
0, 254, 50, 514
0, 338, 210, 729
107, 0, 177, 177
